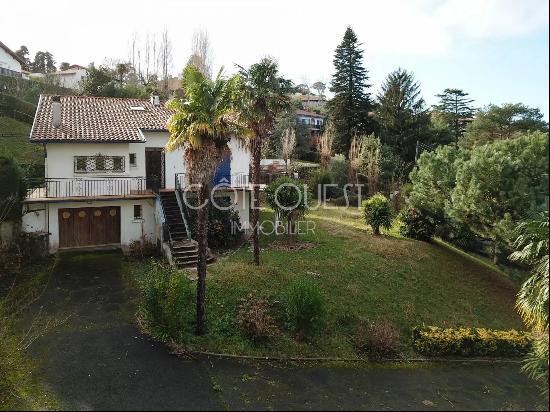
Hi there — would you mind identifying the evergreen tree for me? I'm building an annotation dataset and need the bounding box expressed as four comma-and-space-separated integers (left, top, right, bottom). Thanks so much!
376, 68, 431, 164
461, 103, 548, 148
434, 88, 475, 142
328, 26, 373, 156
31, 51, 56, 73
15, 45, 30, 67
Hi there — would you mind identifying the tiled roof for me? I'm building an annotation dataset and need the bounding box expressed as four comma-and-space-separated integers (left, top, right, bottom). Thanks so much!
30, 95, 173, 143
296, 109, 325, 118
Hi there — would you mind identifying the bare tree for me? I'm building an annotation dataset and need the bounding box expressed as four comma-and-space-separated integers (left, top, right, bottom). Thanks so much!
349, 135, 363, 190
126, 30, 173, 89
187, 30, 213, 79
281, 128, 296, 174
362, 134, 381, 196
318, 122, 334, 170
158, 29, 173, 91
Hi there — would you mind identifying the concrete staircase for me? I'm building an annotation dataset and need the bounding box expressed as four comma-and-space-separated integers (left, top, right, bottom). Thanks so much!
159, 191, 214, 268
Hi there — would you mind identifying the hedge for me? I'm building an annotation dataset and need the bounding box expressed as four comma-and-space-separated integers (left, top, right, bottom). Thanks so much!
412, 326, 533, 358
0, 93, 37, 124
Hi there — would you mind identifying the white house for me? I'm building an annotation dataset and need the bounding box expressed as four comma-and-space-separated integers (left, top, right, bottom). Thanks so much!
23, 94, 251, 266
0, 41, 26, 78
53, 65, 88, 89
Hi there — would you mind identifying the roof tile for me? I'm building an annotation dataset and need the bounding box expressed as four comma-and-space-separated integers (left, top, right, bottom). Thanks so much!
30, 94, 173, 143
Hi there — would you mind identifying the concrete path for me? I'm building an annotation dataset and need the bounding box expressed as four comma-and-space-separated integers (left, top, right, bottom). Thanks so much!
26, 252, 546, 411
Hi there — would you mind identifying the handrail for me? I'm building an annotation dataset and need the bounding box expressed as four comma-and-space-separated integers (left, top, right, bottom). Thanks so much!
25, 176, 148, 199
175, 172, 250, 190
174, 173, 192, 240
156, 194, 173, 246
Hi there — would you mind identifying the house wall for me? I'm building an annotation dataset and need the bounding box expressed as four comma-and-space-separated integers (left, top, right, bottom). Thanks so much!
42, 198, 157, 253
0, 48, 22, 72
56, 69, 87, 89
134, 130, 186, 189
22, 202, 47, 233
225, 189, 250, 230
46, 142, 132, 178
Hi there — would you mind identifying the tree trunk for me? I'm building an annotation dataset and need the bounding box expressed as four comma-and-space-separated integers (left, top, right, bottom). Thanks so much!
492, 243, 500, 265
195, 182, 210, 335
373, 226, 380, 235
251, 139, 262, 266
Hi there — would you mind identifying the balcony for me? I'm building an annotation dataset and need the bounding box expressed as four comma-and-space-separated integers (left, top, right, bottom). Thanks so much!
175, 173, 251, 191
25, 177, 153, 201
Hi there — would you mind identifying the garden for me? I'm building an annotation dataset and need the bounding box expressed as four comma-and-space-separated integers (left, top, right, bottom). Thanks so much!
128, 205, 529, 360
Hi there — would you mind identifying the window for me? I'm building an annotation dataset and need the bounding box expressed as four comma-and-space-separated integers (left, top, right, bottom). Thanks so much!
129, 153, 137, 167
133, 205, 143, 220
74, 155, 125, 173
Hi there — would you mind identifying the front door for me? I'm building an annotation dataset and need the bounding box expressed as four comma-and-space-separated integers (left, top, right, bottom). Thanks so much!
58, 206, 121, 248
145, 148, 164, 191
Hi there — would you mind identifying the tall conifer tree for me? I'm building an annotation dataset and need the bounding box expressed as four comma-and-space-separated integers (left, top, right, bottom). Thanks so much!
329, 27, 373, 156
434, 88, 475, 142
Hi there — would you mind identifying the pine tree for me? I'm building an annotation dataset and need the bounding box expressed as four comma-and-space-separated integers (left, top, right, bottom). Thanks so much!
376, 68, 431, 164
434, 88, 475, 142
329, 27, 373, 156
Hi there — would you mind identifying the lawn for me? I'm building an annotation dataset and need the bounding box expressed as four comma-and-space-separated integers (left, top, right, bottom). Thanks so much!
0, 116, 42, 166
132, 206, 524, 358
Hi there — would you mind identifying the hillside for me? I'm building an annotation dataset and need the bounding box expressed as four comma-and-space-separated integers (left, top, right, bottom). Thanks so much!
0, 116, 42, 167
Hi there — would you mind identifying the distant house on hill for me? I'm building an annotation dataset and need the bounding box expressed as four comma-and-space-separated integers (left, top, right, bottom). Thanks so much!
296, 109, 325, 136
30, 65, 88, 90
53, 65, 88, 89
0, 41, 27, 78
299, 93, 326, 110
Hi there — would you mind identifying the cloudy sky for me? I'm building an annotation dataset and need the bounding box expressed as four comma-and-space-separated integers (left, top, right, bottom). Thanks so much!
3, 0, 549, 117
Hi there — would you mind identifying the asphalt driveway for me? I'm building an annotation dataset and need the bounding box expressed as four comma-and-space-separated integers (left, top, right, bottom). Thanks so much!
25, 252, 546, 411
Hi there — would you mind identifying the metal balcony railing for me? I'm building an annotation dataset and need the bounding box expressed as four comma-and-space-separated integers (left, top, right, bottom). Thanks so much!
175, 173, 250, 191
25, 177, 149, 199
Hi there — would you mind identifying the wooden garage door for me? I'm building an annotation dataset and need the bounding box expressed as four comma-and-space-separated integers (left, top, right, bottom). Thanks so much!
58, 206, 121, 248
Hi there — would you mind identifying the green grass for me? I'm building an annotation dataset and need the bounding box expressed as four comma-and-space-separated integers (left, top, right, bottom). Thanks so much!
0, 116, 42, 165
0, 256, 60, 410
132, 207, 524, 358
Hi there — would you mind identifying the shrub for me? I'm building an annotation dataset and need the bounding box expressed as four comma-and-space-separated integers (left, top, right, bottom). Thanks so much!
265, 176, 309, 236
412, 326, 533, 358
354, 320, 401, 358
309, 169, 333, 200
282, 278, 326, 339
331, 194, 360, 208
363, 193, 392, 235
129, 237, 159, 259
139, 261, 194, 340
329, 154, 349, 188
0, 156, 26, 221
237, 294, 278, 344
442, 220, 483, 252
182, 195, 242, 248
399, 206, 437, 241
0, 93, 37, 124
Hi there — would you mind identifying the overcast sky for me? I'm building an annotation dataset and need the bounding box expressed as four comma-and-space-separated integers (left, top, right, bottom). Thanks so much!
3, 0, 549, 118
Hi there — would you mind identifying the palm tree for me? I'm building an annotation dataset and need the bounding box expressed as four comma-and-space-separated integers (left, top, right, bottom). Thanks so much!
236, 58, 293, 265
510, 211, 549, 390
167, 65, 245, 335
510, 211, 549, 331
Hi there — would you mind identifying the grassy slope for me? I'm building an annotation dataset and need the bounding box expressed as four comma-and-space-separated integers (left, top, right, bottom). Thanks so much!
179, 207, 523, 358
0, 116, 42, 165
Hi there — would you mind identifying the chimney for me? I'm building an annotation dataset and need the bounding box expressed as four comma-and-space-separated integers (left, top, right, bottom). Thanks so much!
150, 93, 160, 107
52, 96, 62, 128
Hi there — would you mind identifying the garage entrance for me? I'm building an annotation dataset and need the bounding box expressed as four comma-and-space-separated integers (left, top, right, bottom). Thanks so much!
58, 206, 121, 248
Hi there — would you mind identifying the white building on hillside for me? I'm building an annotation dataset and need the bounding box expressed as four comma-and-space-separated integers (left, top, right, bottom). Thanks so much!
0, 40, 26, 78
53, 65, 88, 89
23, 94, 251, 266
